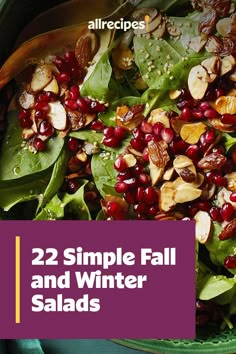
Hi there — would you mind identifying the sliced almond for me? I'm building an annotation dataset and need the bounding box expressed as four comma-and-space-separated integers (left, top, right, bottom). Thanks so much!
134, 13, 162, 35
21, 128, 35, 140
159, 182, 176, 212
216, 17, 233, 37
123, 154, 137, 168
148, 108, 170, 128
149, 158, 164, 185
220, 55, 235, 76
225, 172, 236, 191
194, 210, 212, 244
169, 89, 181, 100
180, 122, 207, 144
173, 174, 204, 189
173, 155, 197, 183
18, 90, 35, 110
201, 56, 220, 75
189, 36, 207, 53
170, 118, 186, 135
188, 65, 209, 99
151, 20, 166, 38
201, 183, 216, 200
148, 140, 169, 168
163, 166, 175, 181
31, 64, 53, 92
174, 185, 202, 203
208, 118, 235, 132
75, 30, 99, 69
76, 151, 87, 162
217, 187, 236, 209
214, 96, 236, 115
43, 76, 59, 95
48, 101, 67, 130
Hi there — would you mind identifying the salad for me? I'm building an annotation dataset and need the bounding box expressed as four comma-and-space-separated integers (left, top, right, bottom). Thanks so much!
0, 0, 236, 332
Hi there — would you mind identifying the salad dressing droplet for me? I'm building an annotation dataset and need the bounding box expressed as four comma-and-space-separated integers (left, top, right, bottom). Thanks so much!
13, 166, 20, 175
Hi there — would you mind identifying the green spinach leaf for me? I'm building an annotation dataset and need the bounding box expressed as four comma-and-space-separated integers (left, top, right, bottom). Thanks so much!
198, 274, 236, 301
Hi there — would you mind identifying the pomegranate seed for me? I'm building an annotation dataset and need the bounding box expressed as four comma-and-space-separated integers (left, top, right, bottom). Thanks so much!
141, 121, 153, 134
171, 138, 189, 155
68, 137, 80, 151
196, 314, 209, 327
19, 109, 30, 120
123, 177, 138, 189
161, 128, 174, 144
131, 164, 145, 175
221, 114, 236, 124
103, 126, 115, 138
38, 92, 51, 102
144, 133, 153, 143
199, 101, 210, 111
215, 88, 224, 98
206, 171, 217, 184
19, 117, 32, 129
134, 203, 146, 214
68, 180, 80, 193
35, 110, 46, 120
130, 138, 146, 152
204, 109, 218, 119
39, 120, 54, 137
33, 137, 45, 151
221, 202, 234, 221
230, 191, 236, 202
35, 101, 50, 112
212, 145, 225, 155
115, 182, 128, 193
77, 97, 92, 114
177, 100, 195, 110
188, 205, 198, 217
179, 88, 191, 100
107, 201, 125, 220
53, 56, 68, 71
223, 160, 233, 174
204, 130, 215, 144
147, 205, 158, 217
114, 156, 127, 172
124, 191, 136, 204
64, 50, 77, 64
132, 127, 144, 139
213, 175, 227, 187
224, 256, 236, 269
70, 66, 84, 82
44, 91, 57, 101
114, 126, 126, 140
139, 173, 150, 185
64, 99, 77, 110
142, 147, 149, 162
196, 200, 211, 212
69, 85, 80, 100
144, 187, 157, 205
90, 120, 104, 131
153, 122, 164, 136
209, 206, 222, 222
192, 109, 204, 120
137, 214, 146, 220
90, 100, 106, 113
205, 87, 217, 101
180, 107, 192, 121
185, 145, 200, 161
136, 186, 145, 202
117, 170, 132, 181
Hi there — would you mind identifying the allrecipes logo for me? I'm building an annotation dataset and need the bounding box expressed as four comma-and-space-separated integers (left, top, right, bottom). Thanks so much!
88, 16, 150, 32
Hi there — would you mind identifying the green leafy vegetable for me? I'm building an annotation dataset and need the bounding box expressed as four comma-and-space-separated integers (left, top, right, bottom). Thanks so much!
0, 111, 64, 181
222, 133, 236, 152
198, 274, 236, 301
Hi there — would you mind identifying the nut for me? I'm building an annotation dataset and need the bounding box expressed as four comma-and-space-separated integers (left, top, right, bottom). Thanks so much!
44, 76, 59, 95
188, 65, 209, 99
152, 20, 166, 38
75, 30, 99, 68
169, 89, 181, 100
159, 182, 176, 212
194, 210, 212, 244
189, 36, 208, 53
219, 218, 236, 240
214, 96, 236, 115
18, 90, 35, 110
174, 184, 202, 203
180, 122, 207, 144
197, 152, 227, 170
216, 17, 233, 37
208, 118, 235, 132
123, 154, 137, 168
31, 64, 53, 92
148, 108, 170, 128
48, 101, 67, 130
148, 140, 170, 168
134, 13, 163, 35
149, 159, 164, 185
201, 56, 221, 75
224, 172, 236, 191
116, 104, 144, 131
173, 155, 197, 183
163, 166, 175, 181
220, 55, 235, 76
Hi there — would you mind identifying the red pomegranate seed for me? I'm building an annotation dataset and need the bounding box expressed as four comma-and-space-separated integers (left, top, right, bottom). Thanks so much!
205, 88, 217, 101
38, 92, 51, 102
90, 120, 104, 131
199, 101, 210, 111
57, 72, 71, 83
221, 202, 234, 221
142, 147, 149, 162
68, 180, 80, 193
114, 156, 127, 172
123, 177, 138, 189
64, 99, 77, 110
204, 109, 218, 119
132, 127, 144, 139
139, 173, 150, 185
221, 114, 236, 124
204, 130, 215, 144
147, 205, 158, 217
130, 138, 146, 152
136, 186, 145, 202
153, 122, 164, 136
124, 191, 136, 204
213, 175, 227, 187
180, 107, 192, 121
196, 200, 211, 212
103, 126, 115, 138
209, 206, 222, 222
131, 164, 145, 175
212, 145, 225, 155
179, 88, 191, 100
117, 170, 132, 181
115, 182, 128, 193
107, 201, 125, 220
90, 100, 106, 113
144, 187, 157, 205
77, 97, 92, 114
215, 88, 224, 98
134, 203, 146, 214
19, 117, 32, 129
144, 133, 153, 143
69, 85, 80, 100
188, 205, 198, 217
19, 109, 30, 120
171, 139, 189, 155
177, 99, 195, 109
44, 91, 57, 101
161, 128, 174, 144
68, 137, 80, 151
35, 101, 50, 112
137, 214, 146, 220
114, 126, 126, 140
39, 120, 54, 137
64, 50, 77, 64
186, 145, 200, 161
230, 191, 236, 202
33, 137, 45, 151
224, 256, 236, 269
141, 121, 153, 134
35, 110, 46, 120
53, 56, 68, 71
192, 109, 204, 120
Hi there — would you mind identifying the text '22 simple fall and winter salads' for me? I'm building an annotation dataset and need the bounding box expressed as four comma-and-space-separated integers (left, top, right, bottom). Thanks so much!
0, 0, 236, 332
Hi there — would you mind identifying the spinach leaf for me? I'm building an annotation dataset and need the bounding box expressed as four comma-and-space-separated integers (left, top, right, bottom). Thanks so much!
80, 51, 112, 102
34, 194, 64, 220
0, 171, 51, 211
91, 152, 118, 198
36, 148, 69, 212
198, 274, 236, 301
214, 285, 236, 306
222, 133, 236, 152
0, 111, 64, 181
206, 222, 236, 275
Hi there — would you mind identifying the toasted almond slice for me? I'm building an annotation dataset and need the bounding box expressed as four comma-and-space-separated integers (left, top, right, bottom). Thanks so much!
76, 151, 87, 162
201, 183, 216, 200
180, 122, 207, 144
163, 166, 175, 181
216, 17, 233, 37
134, 13, 162, 35
173, 174, 204, 189
31, 64, 53, 92
18, 90, 35, 109
201, 56, 221, 74
48, 101, 67, 130
220, 55, 235, 76
217, 187, 236, 209
123, 154, 137, 168
189, 35, 207, 53
194, 210, 212, 244
43, 76, 59, 95
188, 65, 209, 99
169, 89, 181, 100
208, 118, 235, 132
174, 185, 202, 203
159, 182, 176, 212
225, 172, 236, 191
148, 108, 170, 128
149, 159, 164, 185
173, 155, 197, 183
22, 128, 35, 140
214, 96, 236, 114
151, 20, 166, 38
173, 155, 192, 169
170, 118, 186, 134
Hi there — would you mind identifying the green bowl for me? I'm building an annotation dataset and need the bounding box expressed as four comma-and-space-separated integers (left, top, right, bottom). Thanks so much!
0, 1, 235, 353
